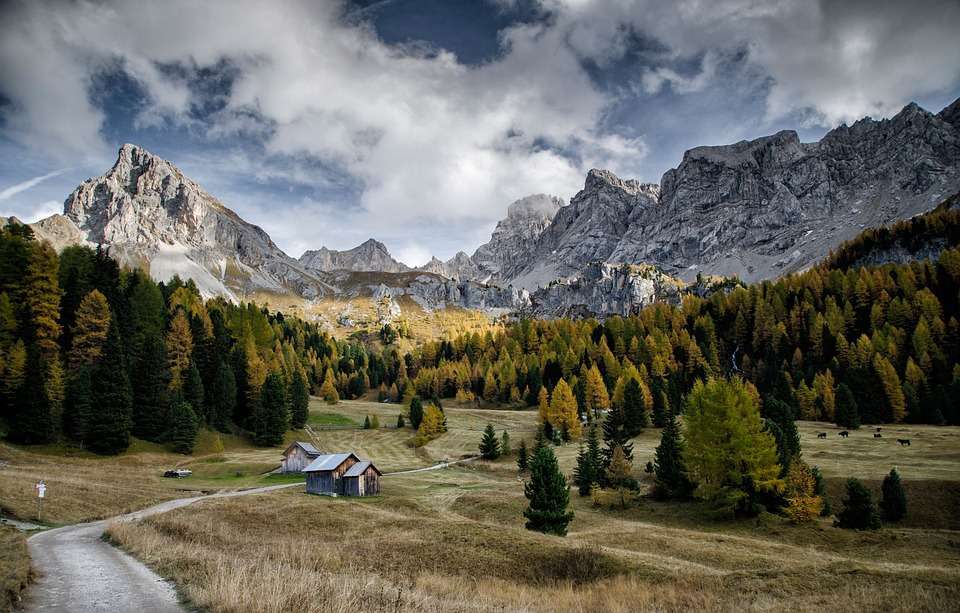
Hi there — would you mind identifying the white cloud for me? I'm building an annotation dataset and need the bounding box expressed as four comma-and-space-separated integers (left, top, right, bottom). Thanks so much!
0, 199, 61, 223
0, 169, 67, 201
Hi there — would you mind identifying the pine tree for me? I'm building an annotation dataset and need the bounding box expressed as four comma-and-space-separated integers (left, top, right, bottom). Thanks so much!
168, 401, 198, 454
479, 423, 501, 459
682, 378, 782, 516
622, 378, 648, 436
409, 396, 424, 430
252, 372, 289, 446
653, 409, 693, 500
183, 362, 205, 421
86, 321, 133, 455
517, 438, 529, 473
880, 468, 907, 522
63, 366, 93, 443
523, 445, 574, 536
289, 369, 310, 429
131, 335, 168, 441
209, 360, 237, 433
835, 383, 860, 429
67, 289, 111, 369
835, 478, 881, 530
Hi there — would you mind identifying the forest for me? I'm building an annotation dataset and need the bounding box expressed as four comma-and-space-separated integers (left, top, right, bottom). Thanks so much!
2, 211, 960, 457
0, 223, 398, 454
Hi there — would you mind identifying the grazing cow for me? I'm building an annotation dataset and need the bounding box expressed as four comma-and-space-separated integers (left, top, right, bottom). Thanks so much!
876, 427, 882, 432
817, 432, 827, 439
897, 439, 911, 446
839, 431, 850, 438
874, 433, 882, 438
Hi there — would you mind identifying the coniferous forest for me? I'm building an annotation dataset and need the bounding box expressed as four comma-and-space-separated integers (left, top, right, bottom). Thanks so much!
3, 212, 960, 456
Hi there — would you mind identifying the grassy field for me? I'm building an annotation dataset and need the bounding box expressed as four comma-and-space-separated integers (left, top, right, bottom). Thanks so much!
0, 525, 30, 611
104, 406, 960, 612
5, 397, 960, 611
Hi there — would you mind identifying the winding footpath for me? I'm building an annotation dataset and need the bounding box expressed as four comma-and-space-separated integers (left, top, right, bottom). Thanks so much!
21, 483, 302, 612
20, 458, 479, 611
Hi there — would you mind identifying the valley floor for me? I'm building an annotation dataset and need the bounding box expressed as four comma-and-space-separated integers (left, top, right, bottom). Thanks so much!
3, 399, 960, 612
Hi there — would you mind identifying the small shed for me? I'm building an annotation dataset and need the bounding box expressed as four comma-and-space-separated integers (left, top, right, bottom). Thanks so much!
281, 441, 323, 473
342, 461, 382, 496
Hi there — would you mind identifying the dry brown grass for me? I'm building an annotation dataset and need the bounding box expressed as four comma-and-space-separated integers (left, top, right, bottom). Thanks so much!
0, 525, 31, 611
106, 466, 960, 613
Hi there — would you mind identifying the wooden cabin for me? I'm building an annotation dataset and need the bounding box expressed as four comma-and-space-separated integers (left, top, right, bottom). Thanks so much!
343, 461, 382, 496
281, 441, 323, 473
304, 452, 381, 496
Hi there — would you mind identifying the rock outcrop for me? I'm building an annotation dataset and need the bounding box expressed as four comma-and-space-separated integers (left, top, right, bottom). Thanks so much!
299, 238, 409, 273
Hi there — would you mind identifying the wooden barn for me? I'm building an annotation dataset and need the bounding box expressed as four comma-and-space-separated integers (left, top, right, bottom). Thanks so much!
281, 441, 323, 473
304, 452, 381, 496
343, 461, 382, 496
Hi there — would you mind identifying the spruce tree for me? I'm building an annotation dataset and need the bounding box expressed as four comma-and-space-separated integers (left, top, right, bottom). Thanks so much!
479, 423, 501, 459
653, 409, 693, 499
363, 415, 371, 429
880, 468, 907, 522
517, 438, 529, 473
396, 413, 405, 428
573, 425, 602, 496
409, 396, 424, 430
209, 360, 237, 433
9, 348, 58, 444
183, 362, 205, 422
764, 397, 800, 472
63, 366, 93, 443
653, 388, 669, 428
623, 378, 648, 436
289, 369, 310, 429
252, 372, 289, 446
811, 465, 832, 516
602, 401, 633, 470
835, 478, 881, 530
87, 321, 133, 455
131, 335, 168, 441
835, 383, 860, 429
500, 430, 511, 454
168, 401, 198, 454
523, 445, 574, 536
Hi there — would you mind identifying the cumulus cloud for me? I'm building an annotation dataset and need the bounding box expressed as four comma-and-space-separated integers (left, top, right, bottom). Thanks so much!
0, 0, 957, 259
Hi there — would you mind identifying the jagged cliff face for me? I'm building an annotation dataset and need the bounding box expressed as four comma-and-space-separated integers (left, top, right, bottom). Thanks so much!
608, 101, 960, 281
49, 144, 332, 299
470, 193, 564, 284
526, 262, 682, 318
299, 239, 409, 273
417, 251, 481, 280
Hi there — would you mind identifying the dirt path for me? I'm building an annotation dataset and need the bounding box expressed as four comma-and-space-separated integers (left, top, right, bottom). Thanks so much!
384, 455, 480, 475
22, 483, 302, 612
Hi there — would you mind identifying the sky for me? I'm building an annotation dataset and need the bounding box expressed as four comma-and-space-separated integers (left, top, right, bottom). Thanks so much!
1, 0, 959, 266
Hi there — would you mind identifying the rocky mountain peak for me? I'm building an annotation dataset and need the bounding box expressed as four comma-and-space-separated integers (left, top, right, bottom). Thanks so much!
299, 238, 409, 273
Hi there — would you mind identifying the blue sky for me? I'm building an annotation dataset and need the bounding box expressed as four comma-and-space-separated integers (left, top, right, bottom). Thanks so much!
1, 0, 959, 265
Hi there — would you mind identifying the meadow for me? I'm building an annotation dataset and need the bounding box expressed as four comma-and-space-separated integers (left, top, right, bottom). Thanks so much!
4, 398, 960, 611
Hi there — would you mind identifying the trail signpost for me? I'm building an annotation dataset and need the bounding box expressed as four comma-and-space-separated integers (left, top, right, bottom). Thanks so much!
35, 480, 46, 522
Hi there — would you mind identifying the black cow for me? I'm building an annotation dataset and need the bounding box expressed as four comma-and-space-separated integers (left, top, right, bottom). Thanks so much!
839, 431, 850, 438
897, 439, 911, 446
817, 432, 827, 439
874, 433, 882, 438
876, 427, 882, 432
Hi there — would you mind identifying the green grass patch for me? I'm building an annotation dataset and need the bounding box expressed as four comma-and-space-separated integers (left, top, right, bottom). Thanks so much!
308, 412, 359, 427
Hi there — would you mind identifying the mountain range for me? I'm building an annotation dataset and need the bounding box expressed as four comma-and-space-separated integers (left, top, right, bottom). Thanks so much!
10, 97, 960, 317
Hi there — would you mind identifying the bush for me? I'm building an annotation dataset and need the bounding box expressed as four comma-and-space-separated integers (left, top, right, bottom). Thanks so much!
880, 468, 907, 522
835, 478, 881, 530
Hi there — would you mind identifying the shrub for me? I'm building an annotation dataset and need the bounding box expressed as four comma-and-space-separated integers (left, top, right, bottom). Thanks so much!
835, 478, 881, 530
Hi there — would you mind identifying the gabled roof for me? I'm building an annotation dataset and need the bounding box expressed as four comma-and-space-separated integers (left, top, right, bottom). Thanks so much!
303, 452, 360, 472
283, 441, 323, 458
343, 460, 382, 477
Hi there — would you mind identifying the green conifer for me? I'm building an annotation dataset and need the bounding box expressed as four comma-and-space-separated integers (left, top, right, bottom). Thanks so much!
523, 446, 574, 536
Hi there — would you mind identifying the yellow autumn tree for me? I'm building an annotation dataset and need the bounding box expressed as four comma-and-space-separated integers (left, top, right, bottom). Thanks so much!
68, 289, 111, 369
584, 364, 609, 415
165, 310, 194, 392
414, 404, 447, 447
783, 459, 823, 524
319, 369, 339, 404
550, 379, 581, 439
537, 386, 550, 425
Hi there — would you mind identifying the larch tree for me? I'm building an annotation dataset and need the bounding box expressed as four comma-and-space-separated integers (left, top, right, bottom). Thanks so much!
523, 445, 574, 536
319, 369, 339, 404
606, 445, 636, 508
67, 289, 111, 369
549, 379, 581, 439
584, 364, 609, 416
682, 378, 783, 516
783, 458, 823, 524
873, 354, 906, 423
166, 310, 194, 393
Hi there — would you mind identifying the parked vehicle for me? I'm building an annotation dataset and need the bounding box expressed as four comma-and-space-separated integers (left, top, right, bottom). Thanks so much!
163, 469, 192, 478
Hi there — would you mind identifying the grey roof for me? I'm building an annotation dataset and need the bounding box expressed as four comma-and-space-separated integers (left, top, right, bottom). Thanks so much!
303, 452, 358, 472
344, 461, 371, 477
296, 442, 321, 456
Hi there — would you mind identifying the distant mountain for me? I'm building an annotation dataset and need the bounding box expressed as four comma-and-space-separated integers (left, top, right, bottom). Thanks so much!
30, 144, 331, 299
464, 98, 960, 289
299, 239, 409, 274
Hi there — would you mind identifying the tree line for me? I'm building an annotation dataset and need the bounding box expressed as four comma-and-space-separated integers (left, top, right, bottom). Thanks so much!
0, 225, 397, 454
